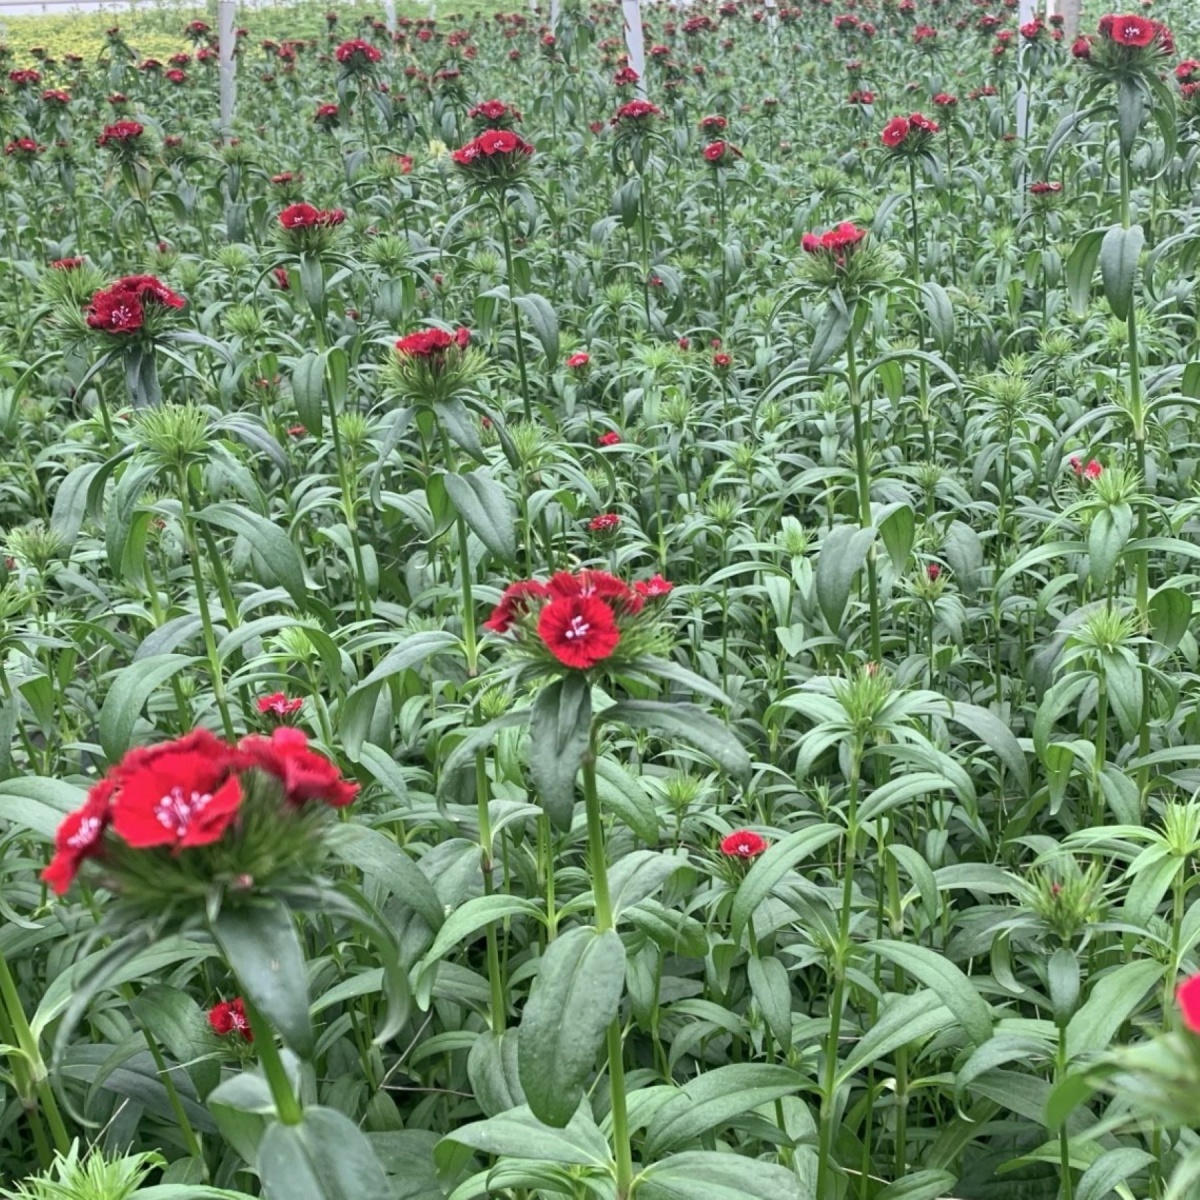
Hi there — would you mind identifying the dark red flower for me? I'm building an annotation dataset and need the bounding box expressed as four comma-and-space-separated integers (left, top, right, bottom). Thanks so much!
720, 830, 768, 859
97, 119, 145, 148
567, 351, 590, 369
881, 115, 910, 147
257, 692, 303, 716
634, 574, 673, 599
208, 997, 253, 1041
537, 593, 621, 669
237, 726, 359, 808
484, 579, 550, 633
588, 512, 621, 533
1103, 13, 1155, 47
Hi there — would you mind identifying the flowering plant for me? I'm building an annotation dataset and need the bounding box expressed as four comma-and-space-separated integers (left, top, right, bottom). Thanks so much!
450, 128, 535, 189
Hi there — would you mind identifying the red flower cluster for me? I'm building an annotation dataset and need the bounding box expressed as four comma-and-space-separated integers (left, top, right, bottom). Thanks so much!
208, 997, 253, 1041
567, 351, 590, 370
8, 68, 42, 88
334, 37, 383, 64
395, 326, 471, 358
450, 128, 535, 167
1178, 974, 1200, 1033
848, 90, 875, 105
1068, 455, 1103, 480
702, 140, 742, 167
484, 570, 672, 670
4, 138, 42, 159
97, 119, 145, 149
314, 102, 340, 125
588, 513, 621, 533
881, 112, 939, 150
700, 114, 729, 132
85, 275, 186, 336
278, 202, 345, 229
50, 257, 85, 270
468, 98, 522, 127
612, 99, 663, 125
1098, 12, 1168, 49
1030, 180, 1063, 195
613, 66, 640, 87
720, 830, 768, 859
43, 727, 359, 895
257, 692, 303, 717
597, 431, 621, 446
801, 221, 868, 264
41, 88, 70, 105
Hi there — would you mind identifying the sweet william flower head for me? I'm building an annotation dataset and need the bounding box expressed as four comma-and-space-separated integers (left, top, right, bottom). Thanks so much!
209, 997, 253, 1042
468, 98, 522, 129
1178, 974, 1200, 1033
275, 201, 345, 253
720, 829, 769, 859
881, 112, 939, 157
1081, 14, 1173, 79
799, 221, 892, 294
385, 324, 483, 403
42, 727, 360, 909
83, 274, 186, 343
451, 128, 534, 190
702, 139, 743, 168
334, 37, 382, 72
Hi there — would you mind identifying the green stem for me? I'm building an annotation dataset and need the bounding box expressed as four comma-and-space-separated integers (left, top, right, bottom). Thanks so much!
847, 331, 881, 663
242, 997, 303, 1126
583, 728, 633, 1199
497, 199, 533, 423
477, 750, 506, 1033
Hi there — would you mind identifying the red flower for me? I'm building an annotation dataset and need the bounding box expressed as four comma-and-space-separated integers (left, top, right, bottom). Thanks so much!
273, 266, 290, 289
713, 352, 733, 370
41, 783, 112, 895
238, 726, 358, 808
1071, 35, 1092, 57
700, 113, 728, 132
597, 431, 622, 446
97, 119, 144, 148
537, 593, 621, 669
484, 579, 550, 633
1030, 181, 1063, 195
1178, 974, 1200, 1033
208, 997, 253, 1041
634, 574, 673, 599
279, 202, 322, 229
335, 37, 383, 63
50, 257, 84, 270
589, 513, 621, 533
257, 692, 303, 716
881, 116, 910, 147
926, 563, 942, 581
1104, 13, 1155, 47
612, 99, 663, 124
720, 830, 768, 859
395, 326, 470, 357
933, 92, 957, 107
1084, 459, 1103, 480
547, 569, 642, 613
86, 289, 144, 334
567, 351, 590, 369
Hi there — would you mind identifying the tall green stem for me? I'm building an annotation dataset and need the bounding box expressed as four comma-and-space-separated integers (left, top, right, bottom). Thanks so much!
583, 728, 633, 1200
847, 330, 882, 663
242, 997, 303, 1126
497, 199, 533, 423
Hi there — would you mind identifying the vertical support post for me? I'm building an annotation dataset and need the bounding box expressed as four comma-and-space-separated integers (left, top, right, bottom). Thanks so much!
218, 0, 236, 141
551, 0, 561, 31
1015, 0, 1035, 144
765, 0, 777, 35
622, 0, 646, 97
384, 0, 397, 36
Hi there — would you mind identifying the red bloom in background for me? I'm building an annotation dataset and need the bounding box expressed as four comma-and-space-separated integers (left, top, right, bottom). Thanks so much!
589, 512, 621, 533
334, 37, 383, 63
1178, 974, 1200, 1032
42, 783, 112, 894
395, 326, 470, 357
279, 202, 321, 228
238, 726, 359, 808
51, 257, 84, 270
635, 574, 673, 598
538, 593, 621, 669
208, 997, 253, 1041
548, 569, 642, 613
720, 830, 768, 859
1103, 13, 1155, 47
567, 351, 590, 369
257, 692, 303, 716
484, 579, 550, 633
272, 266, 290, 289
881, 116, 910, 147
1072, 35, 1092, 57
1084, 459, 1103, 480
97, 119, 145, 148
597, 431, 622, 446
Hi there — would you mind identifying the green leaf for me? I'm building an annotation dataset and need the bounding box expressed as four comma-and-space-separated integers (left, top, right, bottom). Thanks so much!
1088, 503, 1133, 590
1099, 224, 1143, 322
98, 654, 197, 764
920, 282, 954, 352
213, 899, 313, 1058
816, 523, 876, 634
644, 1063, 804, 1159
1149, 586, 1192, 656
859, 772, 954, 824
637, 1152, 808, 1200
748, 954, 792, 1051
1065, 959, 1163, 1061
442, 470, 517, 563
417, 896, 542, 983
329, 823, 444, 932
434, 1105, 612, 1174
518, 926, 626, 1128
467, 1030, 526, 1117
731, 824, 841, 943
196, 502, 307, 611
292, 350, 325, 437
599, 700, 750, 780
258, 1106, 391, 1200
837, 990, 950, 1086
866, 940, 992, 1047
809, 294, 850, 371
513, 293, 560, 366
1116, 75, 1145, 158
527, 675, 591, 832
606, 850, 688, 921
0, 776, 88, 839
876, 1171, 959, 1200
1076, 1147, 1156, 1200
877, 503, 916, 575
1065, 228, 1106, 317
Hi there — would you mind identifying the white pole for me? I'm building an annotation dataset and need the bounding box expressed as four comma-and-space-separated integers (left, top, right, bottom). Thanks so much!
384, 0, 397, 35
765, 0, 777, 34
1015, 0, 1035, 145
551, 0, 560, 31
218, 0, 236, 140
621, 0, 646, 96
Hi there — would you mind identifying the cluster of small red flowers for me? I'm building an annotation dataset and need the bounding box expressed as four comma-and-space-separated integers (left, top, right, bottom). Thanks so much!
334, 37, 383, 64
43, 727, 358, 894
847, 90, 875, 105
1030, 180, 1063, 195
395, 326, 470, 359
450, 128, 535, 165
567, 351, 590, 370
932, 92, 958, 108
85, 275, 186, 336
801, 221, 867, 261
257, 692, 303, 717
50, 257, 85, 271
1098, 12, 1172, 52
912, 23, 938, 42
8, 68, 42, 87
720, 830, 768, 859
278, 202, 345, 229
468, 98, 521, 124
1177, 60, 1200, 84
166, 68, 188, 85
314, 103, 340, 125
4, 138, 42, 158
613, 65, 640, 87
588, 513, 621, 534
699, 113, 728, 133
612, 99, 662, 125
41, 88, 69, 105
208, 997, 253, 1042
702, 140, 743, 166
597, 431, 621, 446
1069, 455, 1103, 480
97, 119, 145, 148
1020, 18, 1045, 39
881, 112, 939, 148
484, 570, 672, 670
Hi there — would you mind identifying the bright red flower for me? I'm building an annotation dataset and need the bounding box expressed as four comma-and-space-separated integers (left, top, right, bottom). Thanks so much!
279, 202, 322, 229
97, 119, 144, 148
537, 593, 621, 669
50, 257, 84, 270
927, 563, 942, 581
1104, 13, 1155, 47
273, 266, 290, 289
257, 692, 303, 716
635, 574, 673, 599
208, 997, 253, 1041
1071, 35, 1092, 57
1084, 459, 1103, 480
484, 579, 550, 633
589, 513, 621, 533
42, 783, 113, 895
237, 726, 359, 808
395, 326, 470, 357
567, 351, 590, 369
1178, 974, 1200, 1033
597, 431, 622, 446
881, 116, 910, 147
720, 830, 768, 859
335, 37, 383, 63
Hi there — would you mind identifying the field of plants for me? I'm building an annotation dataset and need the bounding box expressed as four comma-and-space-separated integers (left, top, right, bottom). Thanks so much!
5, 0, 1200, 1197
